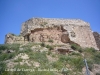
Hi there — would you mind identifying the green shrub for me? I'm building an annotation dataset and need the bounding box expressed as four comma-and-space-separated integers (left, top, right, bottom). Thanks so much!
9, 44, 20, 51
0, 62, 6, 75
61, 56, 84, 72
70, 52, 81, 56
71, 57, 84, 71
51, 61, 63, 70
29, 52, 48, 63
86, 59, 94, 71
59, 55, 69, 62
47, 51, 51, 55
52, 54, 56, 57
14, 58, 23, 62
94, 52, 100, 58
71, 44, 79, 50
0, 44, 8, 50
71, 44, 84, 53
0, 51, 2, 54
40, 42, 45, 47
0, 52, 15, 61
6, 53, 15, 59
0, 53, 8, 61
84, 47, 96, 54
78, 47, 83, 53
93, 52, 100, 64
48, 39, 53, 43
46, 45, 54, 50
22, 48, 32, 54
0, 44, 20, 52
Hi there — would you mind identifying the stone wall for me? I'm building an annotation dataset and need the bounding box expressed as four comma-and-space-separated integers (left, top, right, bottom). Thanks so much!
20, 18, 98, 50
5, 33, 25, 44
29, 26, 70, 44
20, 18, 89, 36
5, 18, 99, 50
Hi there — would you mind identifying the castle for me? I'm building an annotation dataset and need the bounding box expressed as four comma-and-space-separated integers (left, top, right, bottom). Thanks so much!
5, 18, 100, 50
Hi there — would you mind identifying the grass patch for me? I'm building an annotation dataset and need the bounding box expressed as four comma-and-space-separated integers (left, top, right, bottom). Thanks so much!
0, 62, 6, 75
29, 52, 48, 63
70, 52, 81, 56
0, 52, 16, 61
14, 58, 23, 62
58, 55, 84, 71
40, 43, 54, 50
51, 61, 64, 70
93, 52, 100, 64
0, 44, 9, 50
47, 51, 52, 55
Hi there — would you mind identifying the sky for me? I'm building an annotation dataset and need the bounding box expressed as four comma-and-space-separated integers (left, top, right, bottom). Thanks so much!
0, 0, 100, 44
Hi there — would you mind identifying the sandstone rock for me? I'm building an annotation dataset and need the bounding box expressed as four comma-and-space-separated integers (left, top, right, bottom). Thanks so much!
33, 62, 40, 68
14, 53, 29, 60
92, 64, 100, 75
82, 67, 94, 75
55, 44, 73, 54
31, 45, 48, 52
82, 64, 100, 75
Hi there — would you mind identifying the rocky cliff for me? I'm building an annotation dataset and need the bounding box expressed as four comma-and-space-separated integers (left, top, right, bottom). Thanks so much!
93, 32, 100, 50
5, 18, 99, 50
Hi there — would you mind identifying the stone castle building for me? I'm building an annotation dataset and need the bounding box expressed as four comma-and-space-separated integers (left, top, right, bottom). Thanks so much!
5, 18, 99, 50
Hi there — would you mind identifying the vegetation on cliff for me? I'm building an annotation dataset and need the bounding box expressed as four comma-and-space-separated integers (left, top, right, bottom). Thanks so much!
0, 43, 100, 75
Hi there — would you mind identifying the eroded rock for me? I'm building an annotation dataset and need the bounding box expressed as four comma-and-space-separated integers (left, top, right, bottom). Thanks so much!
5, 18, 99, 50
93, 32, 100, 50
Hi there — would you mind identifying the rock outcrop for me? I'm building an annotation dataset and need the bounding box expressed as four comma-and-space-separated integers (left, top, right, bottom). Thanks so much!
5, 18, 99, 50
93, 32, 100, 50
5, 33, 25, 44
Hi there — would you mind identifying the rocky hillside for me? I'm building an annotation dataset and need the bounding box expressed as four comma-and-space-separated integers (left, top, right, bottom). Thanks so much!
0, 43, 100, 75
0, 18, 100, 75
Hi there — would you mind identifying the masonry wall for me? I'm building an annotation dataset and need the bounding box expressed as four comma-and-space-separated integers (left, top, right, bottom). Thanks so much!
20, 18, 98, 50
5, 18, 99, 50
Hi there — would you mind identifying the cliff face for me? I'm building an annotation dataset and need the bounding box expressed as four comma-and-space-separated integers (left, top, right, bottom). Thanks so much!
5, 18, 99, 50
93, 32, 100, 50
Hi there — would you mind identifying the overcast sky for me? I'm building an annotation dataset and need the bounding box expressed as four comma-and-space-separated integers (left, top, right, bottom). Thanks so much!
0, 0, 100, 44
